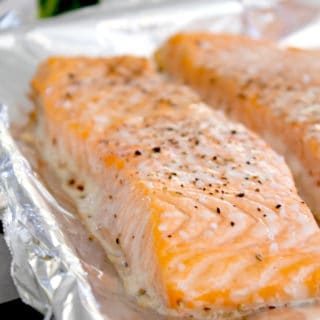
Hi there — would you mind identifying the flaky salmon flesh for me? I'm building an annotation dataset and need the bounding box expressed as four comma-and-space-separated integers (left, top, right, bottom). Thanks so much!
155, 33, 320, 221
32, 56, 320, 319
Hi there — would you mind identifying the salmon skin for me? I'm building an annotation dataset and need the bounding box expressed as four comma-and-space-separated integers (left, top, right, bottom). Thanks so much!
32, 56, 320, 319
155, 32, 320, 220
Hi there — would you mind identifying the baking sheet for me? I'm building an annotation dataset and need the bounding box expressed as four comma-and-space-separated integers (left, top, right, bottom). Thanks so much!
1, 0, 320, 319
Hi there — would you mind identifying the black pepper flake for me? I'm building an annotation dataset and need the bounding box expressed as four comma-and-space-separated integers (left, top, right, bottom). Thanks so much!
268, 306, 276, 310
88, 235, 94, 241
230, 221, 235, 227
212, 156, 217, 161
134, 150, 142, 156
194, 205, 198, 209
203, 307, 211, 312
116, 238, 120, 245
255, 254, 263, 261
230, 130, 237, 135
255, 188, 260, 192
263, 214, 267, 218
138, 289, 146, 296
77, 185, 84, 191
237, 93, 247, 99
194, 139, 200, 146
216, 207, 221, 214
244, 78, 253, 88
65, 91, 73, 99
275, 204, 282, 209
246, 161, 251, 165
68, 179, 75, 186
167, 234, 172, 238
99, 139, 109, 145
257, 207, 261, 212
114, 214, 117, 219
168, 138, 178, 146
236, 193, 245, 197
123, 261, 129, 268
108, 195, 113, 200
152, 147, 161, 153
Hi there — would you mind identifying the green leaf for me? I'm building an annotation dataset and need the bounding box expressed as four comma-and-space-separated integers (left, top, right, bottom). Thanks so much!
38, 0, 100, 18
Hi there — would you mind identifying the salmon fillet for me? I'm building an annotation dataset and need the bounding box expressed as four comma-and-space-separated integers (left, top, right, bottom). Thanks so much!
155, 33, 320, 220
31, 56, 320, 319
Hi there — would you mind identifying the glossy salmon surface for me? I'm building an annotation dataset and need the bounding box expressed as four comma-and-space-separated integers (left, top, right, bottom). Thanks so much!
32, 56, 320, 319
155, 33, 320, 220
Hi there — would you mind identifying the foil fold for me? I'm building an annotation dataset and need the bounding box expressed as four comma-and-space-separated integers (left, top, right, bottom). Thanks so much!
0, 104, 104, 320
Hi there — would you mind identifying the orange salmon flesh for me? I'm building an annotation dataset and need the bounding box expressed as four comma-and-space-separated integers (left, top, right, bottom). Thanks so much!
155, 32, 320, 221
32, 56, 320, 319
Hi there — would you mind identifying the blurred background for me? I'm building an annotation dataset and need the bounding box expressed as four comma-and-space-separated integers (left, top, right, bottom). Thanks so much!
0, 0, 171, 29
1, 0, 320, 40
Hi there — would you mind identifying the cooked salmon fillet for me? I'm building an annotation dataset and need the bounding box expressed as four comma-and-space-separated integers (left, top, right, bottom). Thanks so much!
31, 56, 320, 319
155, 33, 320, 220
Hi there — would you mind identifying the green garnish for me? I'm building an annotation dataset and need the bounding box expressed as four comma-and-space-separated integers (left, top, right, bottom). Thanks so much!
38, 0, 100, 18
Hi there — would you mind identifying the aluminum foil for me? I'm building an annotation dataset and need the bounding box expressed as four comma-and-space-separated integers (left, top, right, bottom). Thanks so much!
1, 1, 320, 319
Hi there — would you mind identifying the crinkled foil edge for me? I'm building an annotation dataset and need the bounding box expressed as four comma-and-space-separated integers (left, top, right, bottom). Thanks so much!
0, 103, 105, 320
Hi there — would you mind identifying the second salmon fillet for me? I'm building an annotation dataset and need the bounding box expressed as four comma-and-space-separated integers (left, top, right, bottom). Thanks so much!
32, 56, 320, 319
155, 33, 320, 220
